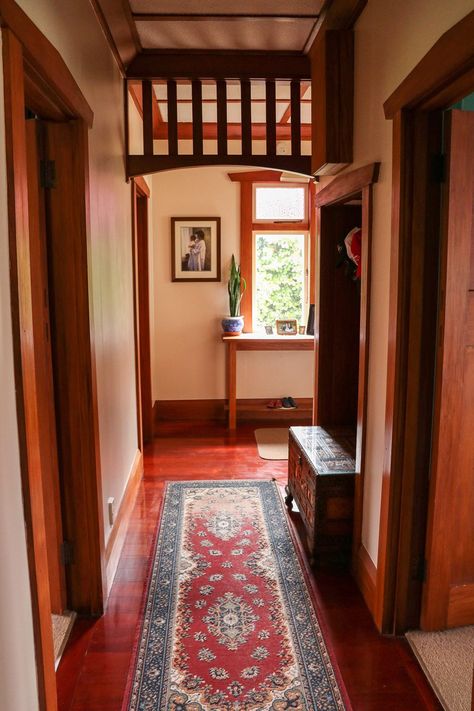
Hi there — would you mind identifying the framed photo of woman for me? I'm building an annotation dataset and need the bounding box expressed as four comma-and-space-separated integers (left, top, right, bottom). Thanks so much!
171, 217, 221, 282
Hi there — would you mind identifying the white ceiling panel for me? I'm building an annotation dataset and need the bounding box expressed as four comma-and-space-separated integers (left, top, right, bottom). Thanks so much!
136, 18, 315, 52
130, 0, 323, 16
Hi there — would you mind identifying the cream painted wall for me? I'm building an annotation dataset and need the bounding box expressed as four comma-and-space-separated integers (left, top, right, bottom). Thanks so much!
151, 166, 314, 401
0, 39, 40, 711
15, 0, 141, 546
342, 0, 474, 564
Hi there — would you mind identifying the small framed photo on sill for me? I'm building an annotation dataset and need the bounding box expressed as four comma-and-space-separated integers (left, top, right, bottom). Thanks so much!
171, 217, 221, 282
276, 319, 298, 336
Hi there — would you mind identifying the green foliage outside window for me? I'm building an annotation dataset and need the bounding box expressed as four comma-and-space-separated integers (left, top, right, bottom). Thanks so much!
255, 234, 305, 330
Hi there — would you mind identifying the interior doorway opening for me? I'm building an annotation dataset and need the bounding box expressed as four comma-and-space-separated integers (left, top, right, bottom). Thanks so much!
314, 164, 379, 611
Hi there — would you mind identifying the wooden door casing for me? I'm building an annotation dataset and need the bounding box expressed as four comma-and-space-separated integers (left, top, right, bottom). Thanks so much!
25, 119, 67, 614
421, 109, 474, 630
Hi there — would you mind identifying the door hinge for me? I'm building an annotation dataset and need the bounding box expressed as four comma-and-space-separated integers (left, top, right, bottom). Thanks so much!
40, 159, 57, 189
432, 153, 445, 183
60, 540, 74, 566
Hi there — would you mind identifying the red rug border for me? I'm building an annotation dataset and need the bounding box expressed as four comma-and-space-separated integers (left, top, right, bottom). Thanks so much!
121, 479, 353, 711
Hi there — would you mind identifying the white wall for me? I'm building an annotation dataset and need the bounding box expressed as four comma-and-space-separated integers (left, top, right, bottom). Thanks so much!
151, 166, 314, 402
0, 37, 40, 711
343, 0, 474, 564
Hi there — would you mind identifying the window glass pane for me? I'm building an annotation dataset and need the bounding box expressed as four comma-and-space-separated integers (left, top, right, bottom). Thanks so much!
255, 186, 305, 220
254, 233, 306, 331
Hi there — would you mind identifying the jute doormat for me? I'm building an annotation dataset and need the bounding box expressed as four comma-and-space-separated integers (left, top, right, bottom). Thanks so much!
254, 427, 289, 460
406, 625, 474, 711
52, 610, 76, 669
123, 481, 350, 710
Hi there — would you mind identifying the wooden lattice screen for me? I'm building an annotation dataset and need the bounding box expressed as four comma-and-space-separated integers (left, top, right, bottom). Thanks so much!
125, 77, 312, 178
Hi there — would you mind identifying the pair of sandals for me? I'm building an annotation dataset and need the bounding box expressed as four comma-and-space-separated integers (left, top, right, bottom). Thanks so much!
267, 397, 297, 409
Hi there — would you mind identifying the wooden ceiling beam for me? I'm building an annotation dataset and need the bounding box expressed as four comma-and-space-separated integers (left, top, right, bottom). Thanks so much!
126, 51, 311, 80
304, 0, 367, 53
133, 13, 319, 22
89, 0, 141, 74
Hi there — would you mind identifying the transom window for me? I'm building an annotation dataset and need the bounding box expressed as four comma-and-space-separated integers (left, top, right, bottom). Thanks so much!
254, 186, 307, 222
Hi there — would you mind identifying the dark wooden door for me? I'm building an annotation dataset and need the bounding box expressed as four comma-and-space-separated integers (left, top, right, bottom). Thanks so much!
421, 109, 474, 630
25, 119, 67, 614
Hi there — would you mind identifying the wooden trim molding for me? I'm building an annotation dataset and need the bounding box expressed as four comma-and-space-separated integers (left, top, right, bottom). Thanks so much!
384, 10, 474, 118
105, 450, 144, 593
89, 0, 140, 75
228, 170, 283, 183
154, 398, 313, 424
2, 8, 103, 708
377, 13, 474, 635
353, 544, 377, 616
238, 178, 314, 333
134, 174, 150, 197
2, 27, 57, 711
315, 162, 379, 605
126, 51, 311, 80
0, 0, 93, 126
315, 162, 380, 206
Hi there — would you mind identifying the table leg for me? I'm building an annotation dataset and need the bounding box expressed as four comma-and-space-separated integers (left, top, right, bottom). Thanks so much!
227, 342, 237, 429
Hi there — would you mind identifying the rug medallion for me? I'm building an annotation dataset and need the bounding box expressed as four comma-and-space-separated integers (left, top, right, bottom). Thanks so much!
125, 481, 347, 710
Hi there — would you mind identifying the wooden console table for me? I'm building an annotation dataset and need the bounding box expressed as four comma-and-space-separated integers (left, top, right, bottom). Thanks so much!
222, 333, 314, 429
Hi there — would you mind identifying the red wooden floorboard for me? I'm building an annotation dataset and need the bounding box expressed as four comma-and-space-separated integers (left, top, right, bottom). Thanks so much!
56, 420, 441, 711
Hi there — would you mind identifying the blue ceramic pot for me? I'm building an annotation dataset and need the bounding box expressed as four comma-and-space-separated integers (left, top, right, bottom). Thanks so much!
222, 315, 244, 336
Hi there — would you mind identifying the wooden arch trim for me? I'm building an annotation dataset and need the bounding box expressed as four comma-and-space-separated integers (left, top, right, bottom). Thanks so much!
383, 9, 474, 118
0, 0, 94, 126
376, 10, 474, 634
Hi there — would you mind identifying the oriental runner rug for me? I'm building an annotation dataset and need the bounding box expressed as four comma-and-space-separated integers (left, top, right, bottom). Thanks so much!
124, 481, 348, 711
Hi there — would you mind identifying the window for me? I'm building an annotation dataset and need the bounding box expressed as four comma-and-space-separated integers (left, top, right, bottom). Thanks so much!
254, 232, 308, 331
229, 172, 314, 333
254, 186, 306, 222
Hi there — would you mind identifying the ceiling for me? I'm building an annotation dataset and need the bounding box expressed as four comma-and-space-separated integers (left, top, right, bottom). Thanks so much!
127, 0, 326, 53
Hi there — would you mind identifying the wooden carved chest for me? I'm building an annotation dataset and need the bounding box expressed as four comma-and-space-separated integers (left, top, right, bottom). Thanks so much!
286, 426, 356, 565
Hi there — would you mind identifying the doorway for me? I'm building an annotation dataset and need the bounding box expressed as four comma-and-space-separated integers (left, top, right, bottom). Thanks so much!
3, 23, 105, 711
132, 177, 153, 446
314, 163, 380, 612
377, 10, 474, 636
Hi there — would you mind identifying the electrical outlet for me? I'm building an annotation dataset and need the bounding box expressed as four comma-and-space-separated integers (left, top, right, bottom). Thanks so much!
107, 497, 115, 526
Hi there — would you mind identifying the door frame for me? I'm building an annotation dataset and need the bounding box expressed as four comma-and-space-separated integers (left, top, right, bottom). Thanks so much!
314, 162, 379, 614
375, 9, 474, 633
132, 176, 153, 447
2, 3, 103, 709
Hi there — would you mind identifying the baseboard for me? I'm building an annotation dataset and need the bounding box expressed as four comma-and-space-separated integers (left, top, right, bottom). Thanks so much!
105, 449, 143, 594
353, 543, 377, 616
154, 398, 313, 425
155, 399, 226, 422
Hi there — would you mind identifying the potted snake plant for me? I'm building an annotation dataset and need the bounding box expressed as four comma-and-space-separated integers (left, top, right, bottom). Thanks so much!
222, 255, 246, 336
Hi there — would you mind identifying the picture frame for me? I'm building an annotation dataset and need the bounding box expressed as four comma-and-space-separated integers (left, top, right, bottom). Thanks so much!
171, 217, 221, 282
276, 319, 298, 336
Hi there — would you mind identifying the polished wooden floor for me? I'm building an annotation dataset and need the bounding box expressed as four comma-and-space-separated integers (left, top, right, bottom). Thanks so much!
57, 421, 441, 711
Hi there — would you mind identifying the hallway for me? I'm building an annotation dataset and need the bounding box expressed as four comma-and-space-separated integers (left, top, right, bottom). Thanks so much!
57, 422, 442, 711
